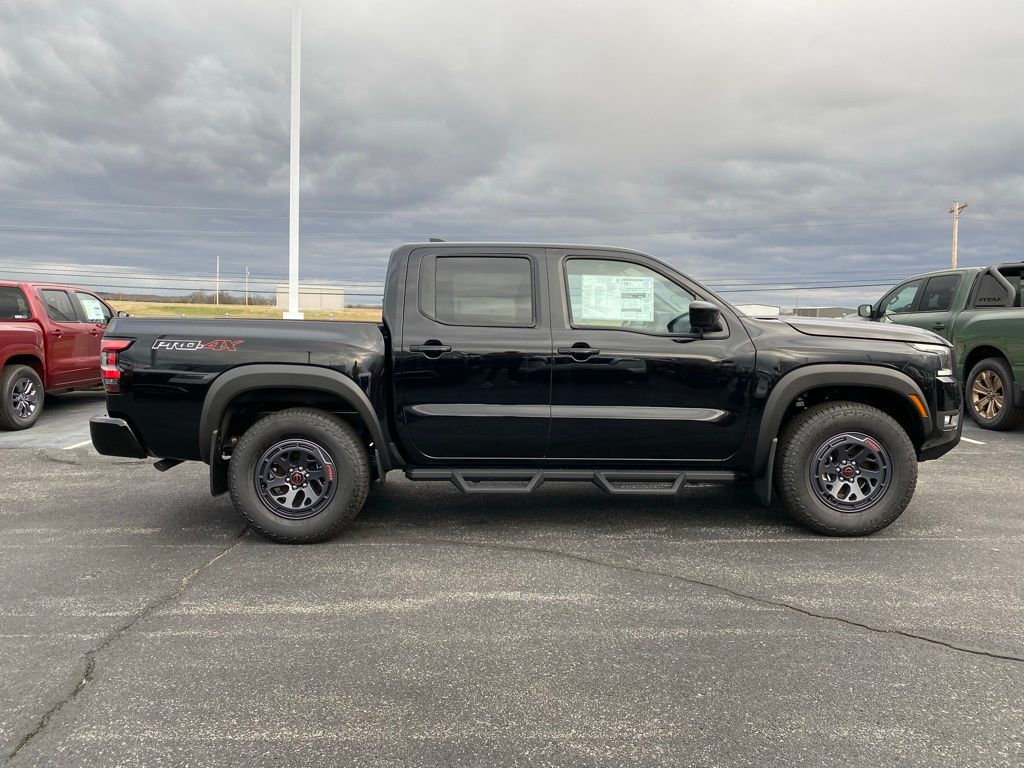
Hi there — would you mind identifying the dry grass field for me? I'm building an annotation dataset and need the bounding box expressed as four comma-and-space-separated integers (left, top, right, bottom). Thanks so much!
110, 301, 382, 322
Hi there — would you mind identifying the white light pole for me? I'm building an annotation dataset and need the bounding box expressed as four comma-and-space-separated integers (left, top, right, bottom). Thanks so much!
283, 0, 304, 319
950, 201, 968, 269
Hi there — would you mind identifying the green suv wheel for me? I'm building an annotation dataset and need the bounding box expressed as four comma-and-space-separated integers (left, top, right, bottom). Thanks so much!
966, 357, 1024, 431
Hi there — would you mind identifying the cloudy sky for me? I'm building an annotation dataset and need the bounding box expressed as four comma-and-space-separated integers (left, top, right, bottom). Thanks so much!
1, 0, 1023, 308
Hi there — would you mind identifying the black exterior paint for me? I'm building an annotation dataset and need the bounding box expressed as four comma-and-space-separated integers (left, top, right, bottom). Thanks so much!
95, 243, 962, 481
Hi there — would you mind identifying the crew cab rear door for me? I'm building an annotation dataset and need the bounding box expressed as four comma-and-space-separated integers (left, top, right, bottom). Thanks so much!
395, 247, 553, 460
544, 248, 755, 461
37, 288, 91, 387
892, 272, 965, 340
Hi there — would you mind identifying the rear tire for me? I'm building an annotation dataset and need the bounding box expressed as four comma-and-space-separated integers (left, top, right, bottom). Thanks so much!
965, 357, 1024, 431
0, 365, 44, 430
228, 408, 370, 543
775, 401, 918, 536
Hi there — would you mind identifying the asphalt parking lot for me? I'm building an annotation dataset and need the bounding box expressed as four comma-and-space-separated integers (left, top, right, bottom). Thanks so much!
1, 393, 1022, 767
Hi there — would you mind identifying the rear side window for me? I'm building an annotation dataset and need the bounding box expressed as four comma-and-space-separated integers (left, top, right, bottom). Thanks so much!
918, 274, 961, 312
879, 279, 922, 315
972, 271, 1022, 308
40, 290, 77, 323
420, 256, 534, 326
0, 287, 30, 320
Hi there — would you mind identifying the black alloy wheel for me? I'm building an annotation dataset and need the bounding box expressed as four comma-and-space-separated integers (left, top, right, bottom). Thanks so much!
809, 432, 891, 513
255, 438, 339, 519
227, 408, 370, 543
775, 401, 917, 536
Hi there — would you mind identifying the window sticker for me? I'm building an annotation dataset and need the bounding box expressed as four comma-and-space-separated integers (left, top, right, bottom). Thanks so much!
78, 295, 107, 322
579, 275, 654, 323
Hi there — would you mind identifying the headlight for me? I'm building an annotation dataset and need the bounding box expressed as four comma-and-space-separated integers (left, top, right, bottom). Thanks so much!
910, 343, 953, 377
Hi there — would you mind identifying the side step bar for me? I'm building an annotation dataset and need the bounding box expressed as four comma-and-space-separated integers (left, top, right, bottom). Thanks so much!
405, 468, 738, 495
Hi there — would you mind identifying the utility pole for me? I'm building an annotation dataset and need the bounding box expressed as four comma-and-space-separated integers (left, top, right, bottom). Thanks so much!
215, 254, 220, 306
245, 267, 250, 306
283, 0, 304, 319
950, 201, 968, 269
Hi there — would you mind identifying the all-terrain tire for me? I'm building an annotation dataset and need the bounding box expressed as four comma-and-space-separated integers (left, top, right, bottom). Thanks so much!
965, 357, 1024, 431
775, 401, 918, 536
228, 408, 370, 543
0, 365, 44, 430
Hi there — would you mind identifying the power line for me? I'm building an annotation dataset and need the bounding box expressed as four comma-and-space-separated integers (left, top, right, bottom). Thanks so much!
0, 216, 949, 240
0, 198, 942, 218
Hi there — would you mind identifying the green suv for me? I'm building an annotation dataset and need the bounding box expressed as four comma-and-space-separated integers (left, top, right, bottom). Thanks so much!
860, 263, 1024, 430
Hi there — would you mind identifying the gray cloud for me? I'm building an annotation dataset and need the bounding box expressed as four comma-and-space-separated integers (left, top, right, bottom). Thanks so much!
1, 0, 1023, 307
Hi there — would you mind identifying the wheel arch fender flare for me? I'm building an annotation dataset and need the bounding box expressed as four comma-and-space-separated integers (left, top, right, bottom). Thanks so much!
752, 363, 929, 477
198, 364, 390, 471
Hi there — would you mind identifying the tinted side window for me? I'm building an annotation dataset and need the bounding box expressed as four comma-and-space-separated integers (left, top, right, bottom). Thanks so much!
565, 259, 696, 335
918, 275, 961, 312
420, 256, 534, 326
75, 292, 113, 324
41, 290, 77, 323
879, 280, 923, 315
0, 287, 30, 320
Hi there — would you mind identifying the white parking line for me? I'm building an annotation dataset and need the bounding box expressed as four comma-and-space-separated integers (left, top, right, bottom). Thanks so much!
62, 440, 93, 450
961, 436, 986, 445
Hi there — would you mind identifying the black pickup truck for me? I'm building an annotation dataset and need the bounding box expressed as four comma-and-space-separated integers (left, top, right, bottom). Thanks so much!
90, 243, 962, 542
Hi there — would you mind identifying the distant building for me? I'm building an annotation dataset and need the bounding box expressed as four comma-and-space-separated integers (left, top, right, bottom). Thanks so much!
793, 306, 855, 319
275, 284, 346, 311
734, 303, 781, 318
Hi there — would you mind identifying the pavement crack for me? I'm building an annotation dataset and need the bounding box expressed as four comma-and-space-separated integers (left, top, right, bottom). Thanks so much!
4, 526, 249, 763
421, 536, 1024, 665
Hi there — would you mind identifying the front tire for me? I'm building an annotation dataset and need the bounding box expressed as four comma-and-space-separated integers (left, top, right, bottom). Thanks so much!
775, 401, 918, 536
965, 357, 1024, 431
0, 365, 44, 430
228, 408, 370, 543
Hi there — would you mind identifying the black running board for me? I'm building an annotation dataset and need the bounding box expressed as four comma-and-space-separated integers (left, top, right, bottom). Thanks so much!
405, 468, 738, 495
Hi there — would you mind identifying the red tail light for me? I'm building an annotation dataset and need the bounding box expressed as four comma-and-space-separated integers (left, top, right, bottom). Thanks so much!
100, 338, 134, 393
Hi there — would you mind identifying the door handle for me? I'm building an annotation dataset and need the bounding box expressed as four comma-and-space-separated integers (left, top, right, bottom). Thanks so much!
932, 322, 946, 330
89, 330, 100, 336
50, 329, 63, 338
410, 341, 452, 358
558, 345, 600, 360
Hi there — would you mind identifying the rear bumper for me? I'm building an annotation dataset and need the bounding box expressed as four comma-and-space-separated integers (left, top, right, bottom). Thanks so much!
90, 416, 148, 459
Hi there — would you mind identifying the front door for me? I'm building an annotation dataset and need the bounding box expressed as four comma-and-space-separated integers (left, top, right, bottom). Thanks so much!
545, 249, 755, 462
395, 248, 553, 461
73, 291, 115, 384
873, 278, 923, 327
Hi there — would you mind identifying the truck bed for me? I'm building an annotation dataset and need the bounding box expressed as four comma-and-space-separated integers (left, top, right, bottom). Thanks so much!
105, 317, 388, 460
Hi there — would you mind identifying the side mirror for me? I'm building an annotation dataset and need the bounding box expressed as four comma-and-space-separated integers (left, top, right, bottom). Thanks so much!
117, 311, 130, 318
857, 304, 873, 318
689, 301, 722, 331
